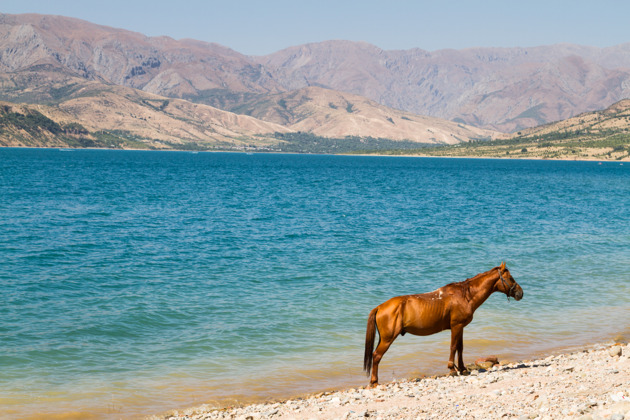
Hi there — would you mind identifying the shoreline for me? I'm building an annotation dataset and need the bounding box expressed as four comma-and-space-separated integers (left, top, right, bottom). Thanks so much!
349, 151, 630, 162
2, 146, 630, 162
155, 341, 630, 420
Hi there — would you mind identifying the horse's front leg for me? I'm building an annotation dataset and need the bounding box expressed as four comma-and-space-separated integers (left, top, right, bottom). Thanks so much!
456, 327, 467, 373
448, 325, 465, 374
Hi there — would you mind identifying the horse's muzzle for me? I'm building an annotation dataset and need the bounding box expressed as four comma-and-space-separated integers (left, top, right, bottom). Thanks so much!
513, 287, 523, 301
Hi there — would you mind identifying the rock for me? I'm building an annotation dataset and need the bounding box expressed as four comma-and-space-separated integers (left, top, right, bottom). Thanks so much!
609, 345, 623, 357
477, 361, 495, 370
466, 363, 480, 371
476, 356, 499, 365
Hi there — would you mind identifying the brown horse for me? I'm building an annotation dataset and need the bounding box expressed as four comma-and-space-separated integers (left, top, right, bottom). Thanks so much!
363, 262, 523, 386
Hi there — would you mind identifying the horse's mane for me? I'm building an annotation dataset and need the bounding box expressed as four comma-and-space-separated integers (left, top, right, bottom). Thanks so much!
438, 267, 499, 300
463, 266, 499, 284
453, 267, 499, 301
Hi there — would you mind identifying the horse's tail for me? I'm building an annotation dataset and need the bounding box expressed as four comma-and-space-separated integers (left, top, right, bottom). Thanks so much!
363, 307, 378, 375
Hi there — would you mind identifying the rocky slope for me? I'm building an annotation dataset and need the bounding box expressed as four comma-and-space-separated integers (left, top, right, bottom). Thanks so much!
257, 41, 630, 132
0, 13, 280, 98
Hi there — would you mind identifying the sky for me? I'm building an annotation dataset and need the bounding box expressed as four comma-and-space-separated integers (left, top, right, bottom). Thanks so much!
2, 0, 629, 56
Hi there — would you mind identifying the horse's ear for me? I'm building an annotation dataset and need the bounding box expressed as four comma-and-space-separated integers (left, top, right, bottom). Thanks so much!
500, 262, 506, 270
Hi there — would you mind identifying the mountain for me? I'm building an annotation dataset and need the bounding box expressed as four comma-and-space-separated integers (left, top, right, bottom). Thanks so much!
0, 67, 289, 149
0, 13, 281, 103
517, 98, 630, 138
2, 12, 630, 142
0, 13, 497, 148
257, 41, 630, 132
228, 86, 497, 143
383, 99, 630, 161
0, 69, 493, 149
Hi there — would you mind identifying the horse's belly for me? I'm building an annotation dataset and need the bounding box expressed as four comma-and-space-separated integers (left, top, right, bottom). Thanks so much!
401, 297, 450, 335
404, 324, 447, 336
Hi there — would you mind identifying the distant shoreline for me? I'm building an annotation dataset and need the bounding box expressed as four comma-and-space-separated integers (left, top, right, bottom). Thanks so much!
3, 145, 630, 162
350, 150, 630, 162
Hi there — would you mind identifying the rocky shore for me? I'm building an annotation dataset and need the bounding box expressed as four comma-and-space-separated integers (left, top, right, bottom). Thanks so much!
159, 342, 629, 420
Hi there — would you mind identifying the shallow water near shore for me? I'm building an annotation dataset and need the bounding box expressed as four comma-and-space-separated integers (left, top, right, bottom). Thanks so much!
1, 149, 629, 419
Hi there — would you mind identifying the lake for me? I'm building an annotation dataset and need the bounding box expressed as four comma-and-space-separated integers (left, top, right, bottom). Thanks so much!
1, 149, 628, 418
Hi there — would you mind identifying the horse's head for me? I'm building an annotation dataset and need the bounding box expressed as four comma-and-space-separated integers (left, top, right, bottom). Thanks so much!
497, 262, 523, 301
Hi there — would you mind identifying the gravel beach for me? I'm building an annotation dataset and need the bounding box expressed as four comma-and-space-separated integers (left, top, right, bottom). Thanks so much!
158, 342, 629, 420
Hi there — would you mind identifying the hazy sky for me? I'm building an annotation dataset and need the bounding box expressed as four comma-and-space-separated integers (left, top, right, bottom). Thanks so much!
2, 0, 628, 56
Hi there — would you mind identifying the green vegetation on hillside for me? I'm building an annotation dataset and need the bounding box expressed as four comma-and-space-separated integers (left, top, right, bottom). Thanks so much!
0, 105, 150, 149
364, 101, 630, 160
269, 132, 431, 154
369, 130, 630, 160
0, 106, 63, 135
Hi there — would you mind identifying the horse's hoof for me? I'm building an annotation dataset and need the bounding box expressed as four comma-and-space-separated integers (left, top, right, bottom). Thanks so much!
368, 382, 378, 388
459, 370, 470, 376
447, 370, 458, 377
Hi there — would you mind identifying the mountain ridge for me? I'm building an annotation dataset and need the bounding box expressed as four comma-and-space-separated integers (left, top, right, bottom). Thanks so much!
2, 11, 630, 153
2, 13, 630, 133
255, 41, 630, 132
0, 13, 498, 148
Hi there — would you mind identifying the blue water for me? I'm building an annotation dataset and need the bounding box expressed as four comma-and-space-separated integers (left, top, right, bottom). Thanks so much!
1, 149, 629, 418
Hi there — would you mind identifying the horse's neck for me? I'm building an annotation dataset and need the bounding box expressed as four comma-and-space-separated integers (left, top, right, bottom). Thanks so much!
467, 270, 498, 311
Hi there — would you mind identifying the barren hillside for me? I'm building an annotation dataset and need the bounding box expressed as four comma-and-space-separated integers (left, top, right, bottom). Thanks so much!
230, 86, 498, 144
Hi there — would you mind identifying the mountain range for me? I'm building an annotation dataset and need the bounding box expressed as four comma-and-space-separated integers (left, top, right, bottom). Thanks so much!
1, 12, 630, 150
256, 41, 630, 132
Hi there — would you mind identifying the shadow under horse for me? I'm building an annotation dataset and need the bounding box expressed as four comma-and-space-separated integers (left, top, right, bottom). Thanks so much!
364, 262, 523, 386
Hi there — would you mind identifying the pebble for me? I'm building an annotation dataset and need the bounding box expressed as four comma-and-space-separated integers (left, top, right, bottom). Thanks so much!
158, 342, 630, 420
610, 346, 624, 357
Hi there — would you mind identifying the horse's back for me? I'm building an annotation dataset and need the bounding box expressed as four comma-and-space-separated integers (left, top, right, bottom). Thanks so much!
374, 289, 453, 336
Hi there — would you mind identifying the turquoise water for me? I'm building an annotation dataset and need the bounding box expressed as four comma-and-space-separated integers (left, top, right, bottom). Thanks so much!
1, 149, 629, 418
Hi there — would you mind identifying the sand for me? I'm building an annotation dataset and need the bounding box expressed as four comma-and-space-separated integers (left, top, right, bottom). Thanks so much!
155, 342, 629, 420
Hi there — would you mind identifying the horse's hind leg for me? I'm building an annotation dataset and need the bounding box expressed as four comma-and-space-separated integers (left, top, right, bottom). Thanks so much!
370, 317, 402, 387
370, 337, 395, 387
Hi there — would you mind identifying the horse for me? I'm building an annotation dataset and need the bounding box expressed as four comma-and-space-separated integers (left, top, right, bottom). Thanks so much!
363, 262, 523, 386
